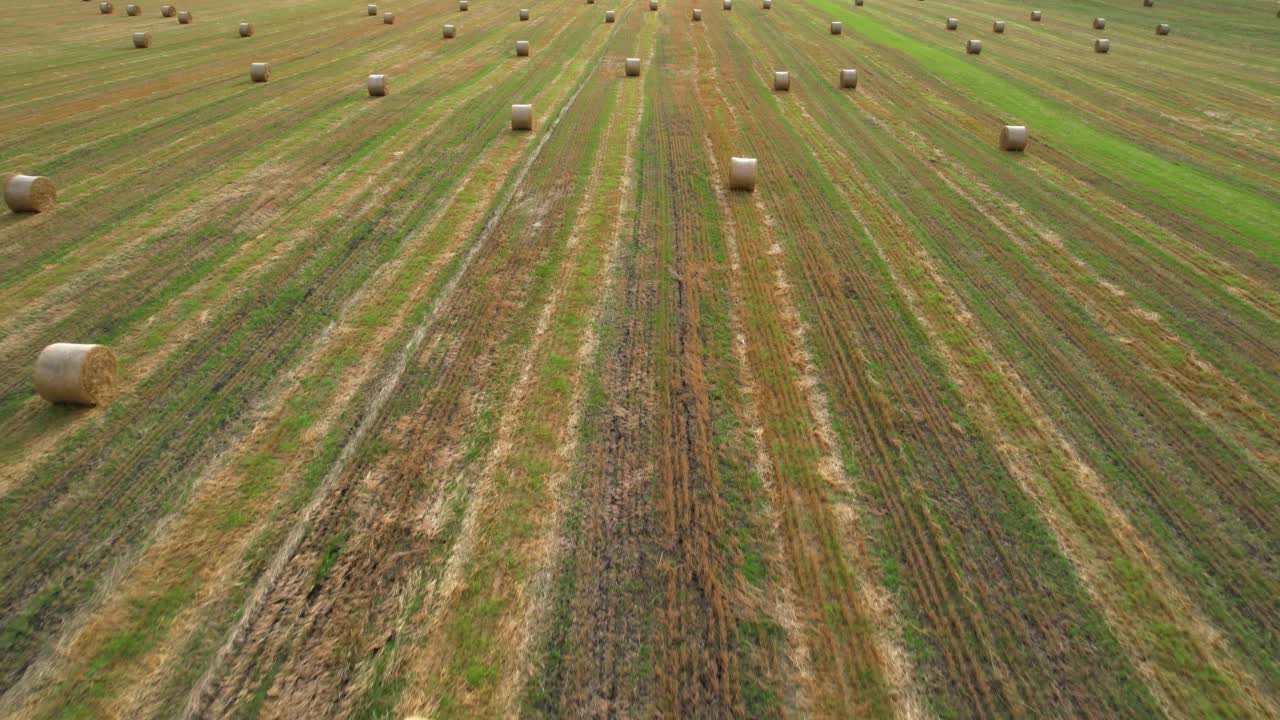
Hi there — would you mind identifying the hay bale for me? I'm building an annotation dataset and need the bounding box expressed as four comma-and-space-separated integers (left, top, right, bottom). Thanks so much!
100, 2, 114, 14
516, 39, 530, 56
443, 23, 456, 37
177, 9, 192, 23
161, 4, 174, 17
650, 0, 657, 10
773, 71, 790, 91
692, 8, 701, 20
126, 4, 141, 16
946, 17, 958, 30
723, 0, 732, 10
831, 21, 842, 34
459, 0, 468, 10
1093, 17, 1106, 29
250, 62, 270, 82
605, 10, 615, 22
239, 22, 253, 37
384, 12, 395, 24
1155, 23, 1169, 35
520, 8, 530, 20
839, 68, 858, 88
1000, 125, 1027, 151
367, 4, 377, 15
966, 39, 981, 53
132, 31, 151, 48
34, 344, 118, 406
1030, 10, 1041, 21
4, 175, 56, 213
729, 157, 756, 191
512, 103, 533, 131
1094, 38, 1110, 52
625, 57, 641, 76
992, 20, 1005, 33
763, 0, 771, 8
368, 74, 388, 96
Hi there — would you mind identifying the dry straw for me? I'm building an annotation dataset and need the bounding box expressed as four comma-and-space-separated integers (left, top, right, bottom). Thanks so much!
992, 20, 1005, 33
773, 71, 790, 91
368, 4, 378, 15
132, 31, 151, 48
966, 39, 982, 54
250, 62, 271, 82
520, 8, 530, 20
511, 104, 533, 131
4, 175, 56, 213
33, 343, 118, 406
625, 57, 641, 76
946, 17, 958, 30
127, 4, 140, 16
1094, 38, 1110, 52
1155, 23, 1169, 35
729, 157, 757, 191
692, 8, 701, 20
605, 10, 615, 22
385, 12, 395, 24
239, 22, 253, 37
839, 68, 858, 88
443, 23, 456, 37
1093, 17, 1106, 29
516, 39, 530, 56
1030, 10, 1042, 21
100, 2, 114, 14
368, 74, 388, 96
831, 21, 842, 34
178, 9, 192, 23
161, 4, 174, 17
1000, 125, 1027, 151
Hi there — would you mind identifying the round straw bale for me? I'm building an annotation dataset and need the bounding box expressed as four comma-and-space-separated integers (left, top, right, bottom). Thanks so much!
127, 4, 141, 16
1093, 17, 1106, 29
723, 0, 732, 10
946, 17, 958, 30
692, 8, 701, 20
999, 125, 1027, 151
605, 10, 615, 22
831, 21, 842, 34
839, 68, 858, 88
443, 23, 456, 37
459, 0, 468, 10
763, 0, 771, 8
966, 39, 982, 54
132, 31, 151, 48
33, 344, 118, 406
161, 4, 174, 17
511, 103, 533, 131
177, 9, 192, 23
100, 3, 114, 14
1094, 38, 1110, 53
384, 12, 395, 24
1030, 10, 1041, 21
367, 4, 378, 15
250, 62, 271, 82
729, 157, 756, 191
520, 8, 530, 20
992, 20, 1005, 33
625, 57, 641, 76
368, 74, 388, 96
773, 71, 790, 91
1155, 23, 1169, 35
516, 39, 530, 56
4, 175, 56, 213
239, 22, 253, 37
650, 0, 658, 10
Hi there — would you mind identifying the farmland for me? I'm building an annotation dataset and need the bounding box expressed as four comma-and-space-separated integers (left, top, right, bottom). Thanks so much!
0, 0, 1276, 717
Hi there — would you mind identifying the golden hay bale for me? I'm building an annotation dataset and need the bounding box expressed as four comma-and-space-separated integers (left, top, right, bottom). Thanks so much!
368, 74, 388, 96
1030, 10, 1042, 21
126, 4, 141, 16
966, 39, 982, 54
946, 17, 958, 30
723, 0, 732, 10
516, 39, 530, 56
1155, 23, 1169, 35
177, 9, 192, 23
520, 8, 530, 20
625, 57, 641, 76
34, 344, 118, 406
442, 22, 455, 36
1000, 125, 1027, 151
100, 2, 114, 14
692, 8, 701, 20
992, 20, 1005, 33
4, 175, 56, 213
239, 22, 253, 37
384, 12, 395, 24
729, 157, 756, 191
605, 10, 615, 22
161, 4, 174, 17
132, 31, 151, 48
831, 21, 842, 33
511, 103, 533, 131
367, 4, 377, 15
650, 0, 657, 10
250, 62, 271, 82
1093, 17, 1106, 29
839, 68, 858, 88
1094, 38, 1110, 52
773, 71, 790, 91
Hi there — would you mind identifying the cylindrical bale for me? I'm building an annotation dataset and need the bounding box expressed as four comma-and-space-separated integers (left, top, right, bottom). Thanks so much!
384, 12, 395, 24
511, 103, 533, 131
1094, 38, 1110, 53
946, 17, 958, 30
649, 0, 657, 10
443, 23, 456, 37
132, 31, 151, 48
250, 62, 271, 82
1000, 125, 1028, 151
762, 0, 771, 8
605, 10, 615, 22
723, 0, 731, 10
4, 175, 57, 213
839, 68, 858, 89
177, 10, 192, 23
1030, 10, 1042, 21
126, 4, 141, 16
161, 4, 174, 17
692, 8, 701, 20
830, 21, 842, 34
239, 22, 253, 37
773, 71, 790, 91
516, 39, 530, 56
625, 57, 641, 76
729, 157, 757, 191
992, 20, 1005, 33
520, 8, 530, 20
459, 0, 468, 10
966, 39, 982, 54
1093, 17, 1106, 29
368, 74, 388, 96
367, 4, 378, 15
33, 344, 118, 406
100, 2, 114, 14
1155, 23, 1169, 35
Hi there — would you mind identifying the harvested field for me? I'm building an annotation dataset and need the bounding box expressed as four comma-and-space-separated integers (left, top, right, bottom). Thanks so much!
0, 0, 1276, 718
